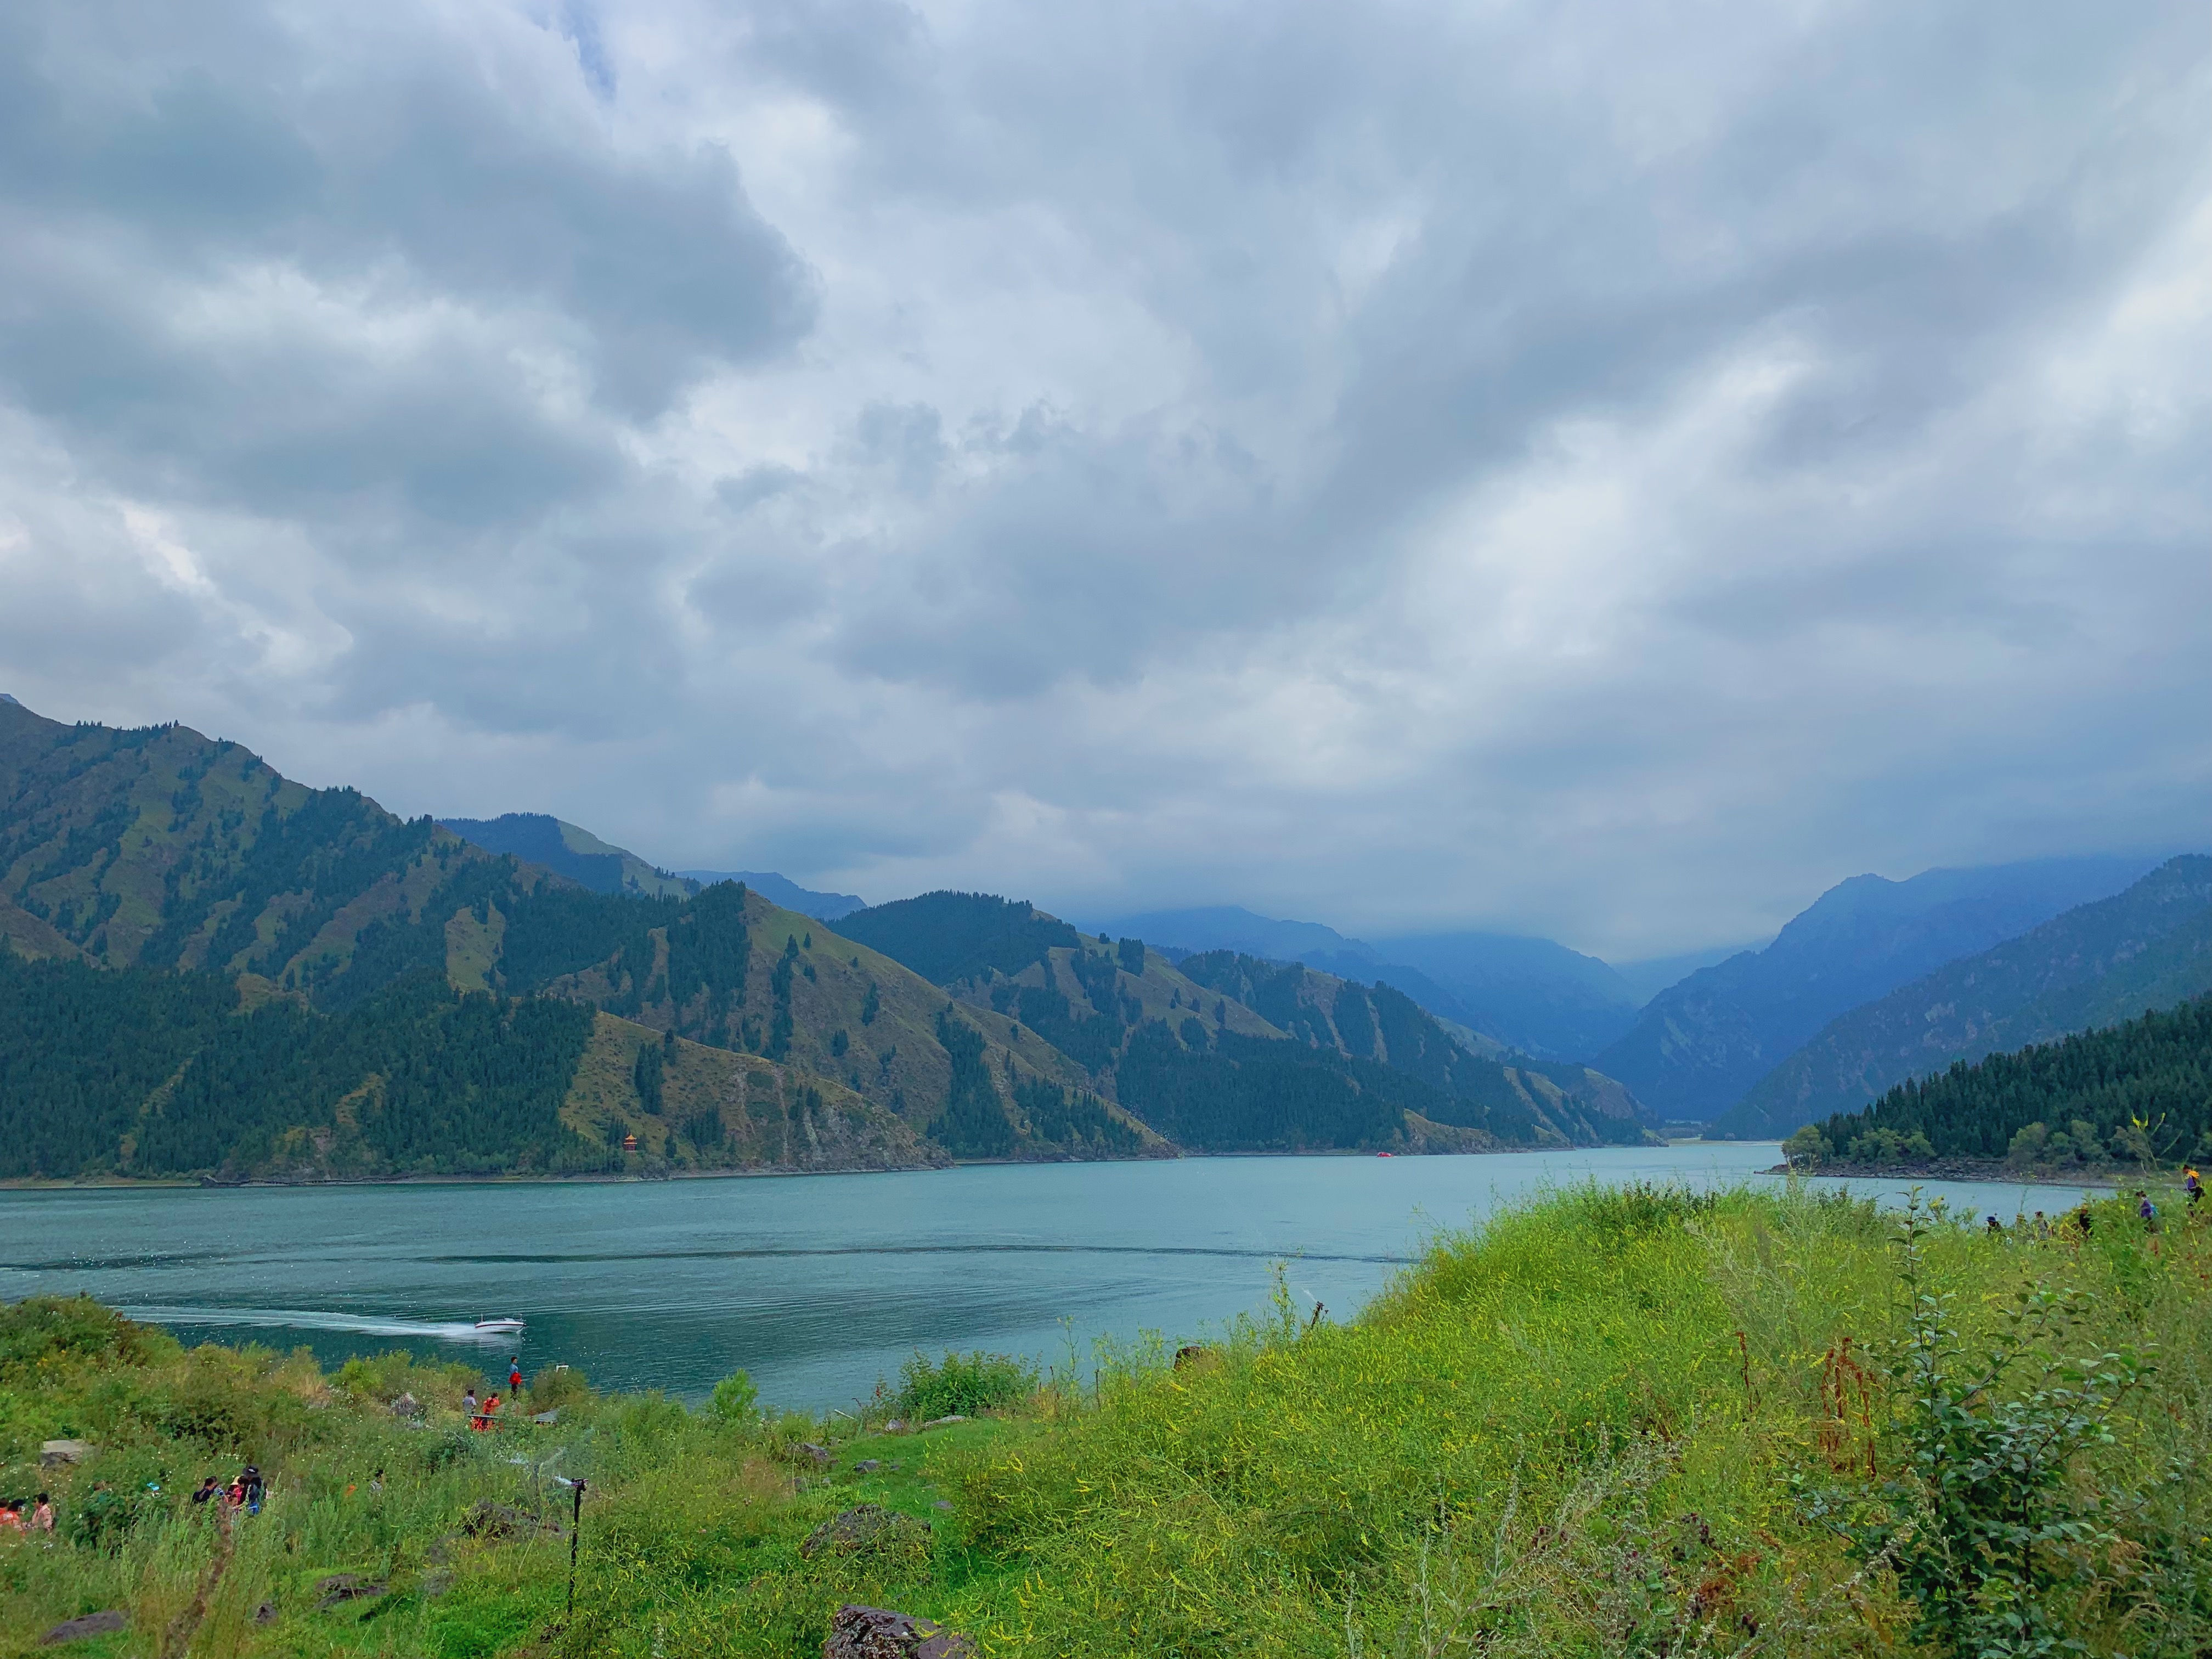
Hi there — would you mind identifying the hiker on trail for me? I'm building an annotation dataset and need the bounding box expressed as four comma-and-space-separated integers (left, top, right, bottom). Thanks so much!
2034, 1210, 2050, 1239
2188, 1168, 2203, 1206
509, 1357, 523, 1395
190, 1477, 219, 1505
463, 1388, 478, 1418
1985, 1215, 2003, 1238
0, 1499, 20, 1533
30, 1495, 53, 1536
240, 1467, 264, 1514
2138, 1191, 2157, 1230
2076, 1201, 2094, 1238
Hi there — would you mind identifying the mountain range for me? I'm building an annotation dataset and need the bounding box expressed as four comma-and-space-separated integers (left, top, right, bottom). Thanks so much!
1589, 854, 2172, 1123
1713, 855, 2212, 1138
0, 702, 1654, 1180
1097, 906, 1646, 1059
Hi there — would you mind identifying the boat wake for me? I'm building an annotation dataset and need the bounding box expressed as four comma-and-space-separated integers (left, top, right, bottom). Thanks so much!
116, 1305, 522, 1345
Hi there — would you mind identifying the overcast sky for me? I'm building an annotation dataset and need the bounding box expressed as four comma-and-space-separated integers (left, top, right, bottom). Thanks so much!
2, 1, 2207, 957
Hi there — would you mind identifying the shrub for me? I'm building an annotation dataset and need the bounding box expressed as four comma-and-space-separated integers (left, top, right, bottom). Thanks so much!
1804, 1194, 2152, 1654
892, 1350, 1039, 1421
709, 1369, 760, 1427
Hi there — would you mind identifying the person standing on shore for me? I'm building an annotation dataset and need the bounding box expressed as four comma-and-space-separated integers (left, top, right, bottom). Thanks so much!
509, 1357, 523, 1398
2188, 1168, 2203, 1207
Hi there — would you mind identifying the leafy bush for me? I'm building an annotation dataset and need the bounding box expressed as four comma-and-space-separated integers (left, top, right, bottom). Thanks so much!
709, 1369, 760, 1427
1805, 1194, 2151, 1655
892, 1350, 1039, 1421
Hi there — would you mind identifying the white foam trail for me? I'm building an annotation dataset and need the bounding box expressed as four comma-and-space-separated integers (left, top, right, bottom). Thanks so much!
117, 1306, 518, 1345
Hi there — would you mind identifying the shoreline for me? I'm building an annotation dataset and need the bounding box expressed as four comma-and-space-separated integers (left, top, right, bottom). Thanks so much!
1773, 1157, 2177, 1191
0, 1137, 1751, 1192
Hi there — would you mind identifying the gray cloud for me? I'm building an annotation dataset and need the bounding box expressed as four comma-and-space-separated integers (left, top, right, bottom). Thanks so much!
1, 0, 2207, 957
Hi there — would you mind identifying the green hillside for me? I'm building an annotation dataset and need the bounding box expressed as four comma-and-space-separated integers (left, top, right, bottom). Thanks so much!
1719, 855, 2212, 1139
1786, 993, 2212, 1171
849, 899, 1657, 1153
0, 703, 1652, 1176
12, 1183, 2212, 1656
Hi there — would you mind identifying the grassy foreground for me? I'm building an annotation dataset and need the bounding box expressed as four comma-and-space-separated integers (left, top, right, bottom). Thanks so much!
5, 1181, 2212, 1657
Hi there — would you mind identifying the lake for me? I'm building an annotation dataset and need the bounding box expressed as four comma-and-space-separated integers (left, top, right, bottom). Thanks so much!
0, 1148, 2080, 1409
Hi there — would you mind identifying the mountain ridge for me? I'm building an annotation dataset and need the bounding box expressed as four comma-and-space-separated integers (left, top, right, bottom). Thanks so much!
1715, 855, 2212, 1138
1594, 853, 2171, 1122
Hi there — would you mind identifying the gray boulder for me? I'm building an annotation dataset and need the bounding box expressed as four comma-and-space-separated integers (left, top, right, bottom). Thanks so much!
822, 1603, 975, 1658
39, 1610, 125, 1645
314, 1575, 385, 1610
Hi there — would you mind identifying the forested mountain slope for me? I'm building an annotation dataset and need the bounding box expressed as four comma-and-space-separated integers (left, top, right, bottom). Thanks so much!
0, 703, 1652, 1175
845, 892, 1657, 1152
1790, 994, 2212, 1169
1717, 855, 2212, 1139
1096, 904, 1642, 1058
1595, 853, 2167, 1122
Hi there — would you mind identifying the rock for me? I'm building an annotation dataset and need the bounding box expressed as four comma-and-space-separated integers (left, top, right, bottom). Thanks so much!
853, 1458, 882, 1474
39, 1439, 94, 1468
795, 1442, 834, 1466
1173, 1345, 1218, 1371
800, 1504, 931, 1560
39, 1610, 126, 1645
252, 1601, 277, 1624
918, 1415, 967, 1429
460, 1500, 541, 1541
822, 1602, 976, 1658
314, 1575, 385, 1610
882, 1419, 906, 1434
530, 1408, 559, 1424
933, 1500, 953, 1511
388, 1393, 422, 1418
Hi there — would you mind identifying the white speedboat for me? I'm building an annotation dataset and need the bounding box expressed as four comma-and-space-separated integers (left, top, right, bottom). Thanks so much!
472, 1317, 526, 1335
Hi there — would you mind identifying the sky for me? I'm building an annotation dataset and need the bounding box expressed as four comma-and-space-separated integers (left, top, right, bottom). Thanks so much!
1, 0, 2207, 959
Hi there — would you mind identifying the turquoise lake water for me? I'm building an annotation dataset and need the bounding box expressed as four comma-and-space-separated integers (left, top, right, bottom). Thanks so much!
0, 1148, 2079, 1409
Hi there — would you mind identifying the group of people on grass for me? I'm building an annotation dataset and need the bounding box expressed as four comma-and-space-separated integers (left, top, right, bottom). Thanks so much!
1981, 1172, 2203, 1241
465, 1356, 527, 1431
188, 1465, 265, 1515
0, 1494, 55, 1536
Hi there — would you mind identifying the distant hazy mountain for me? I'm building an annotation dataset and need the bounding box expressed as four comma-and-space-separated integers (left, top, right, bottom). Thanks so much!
1594, 853, 2171, 1123
1362, 933, 1640, 1060
1715, 855, 2212, 1138
440, 814, 695, 899
1609, 944, 1765, 1008
678, 870, 865, 922
1094, 906, 1643, 1059
1102, 906, 1373, 964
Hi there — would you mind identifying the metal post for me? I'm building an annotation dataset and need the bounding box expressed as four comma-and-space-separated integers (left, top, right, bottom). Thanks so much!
566, 1479, 586, 1621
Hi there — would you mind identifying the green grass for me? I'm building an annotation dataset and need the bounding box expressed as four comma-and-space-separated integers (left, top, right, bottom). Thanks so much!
7, 1182, 2212, 1656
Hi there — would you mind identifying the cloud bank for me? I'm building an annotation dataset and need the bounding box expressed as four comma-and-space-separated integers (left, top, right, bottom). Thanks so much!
2, 0, 2207, 955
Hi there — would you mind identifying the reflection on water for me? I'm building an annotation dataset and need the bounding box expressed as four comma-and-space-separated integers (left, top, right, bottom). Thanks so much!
0, 1148, 2087, 1408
